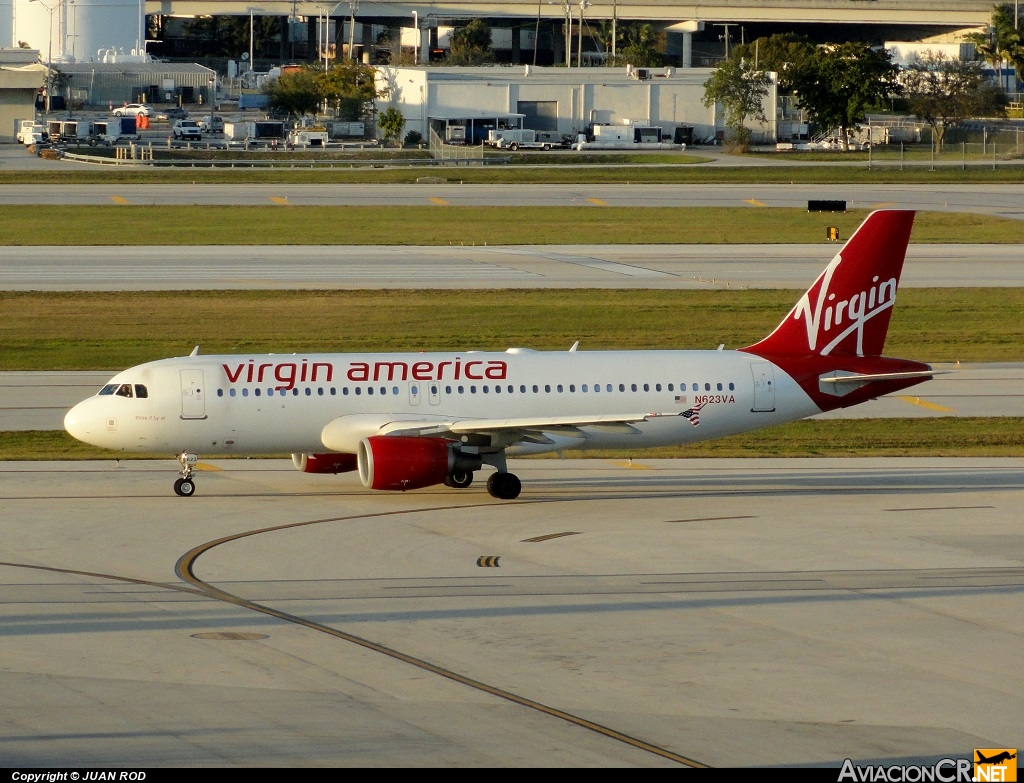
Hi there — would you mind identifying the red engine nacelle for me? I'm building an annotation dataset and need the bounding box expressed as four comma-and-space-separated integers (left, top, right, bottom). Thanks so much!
358, 436, 457, 491
291, 452, 358, 474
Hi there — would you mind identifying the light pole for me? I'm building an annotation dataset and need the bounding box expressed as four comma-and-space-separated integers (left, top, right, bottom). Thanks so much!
67, 0, 78, 62
208, 75, 214, 133
412, 10, 418, 64
29, 0, 59, 113
318, 2, 344, 69
577, 0, 588, 67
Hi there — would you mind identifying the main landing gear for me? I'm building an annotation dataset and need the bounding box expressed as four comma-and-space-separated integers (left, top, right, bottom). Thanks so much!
440, 469, 522, 499
486, 472, 522, 500
444, 471, 474, 489
174, 451, 198, 496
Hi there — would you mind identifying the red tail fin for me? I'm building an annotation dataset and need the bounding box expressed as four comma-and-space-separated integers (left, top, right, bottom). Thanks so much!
743, 210, 915, 358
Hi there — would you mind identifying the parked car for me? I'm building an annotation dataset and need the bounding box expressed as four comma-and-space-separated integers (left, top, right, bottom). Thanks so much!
113, 103, 153, 117
157, 107, 188, 121
172, 119, 202, 140
198, 115, 225, 133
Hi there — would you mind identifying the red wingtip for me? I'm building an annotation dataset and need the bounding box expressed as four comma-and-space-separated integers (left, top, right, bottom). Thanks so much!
743, 210, 916, 358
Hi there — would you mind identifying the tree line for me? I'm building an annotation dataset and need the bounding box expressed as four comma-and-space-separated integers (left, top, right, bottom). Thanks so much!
704, 4, 1022, 151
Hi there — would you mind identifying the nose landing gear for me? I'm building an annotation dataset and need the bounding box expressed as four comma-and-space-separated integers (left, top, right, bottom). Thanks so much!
174, 452, 198, 496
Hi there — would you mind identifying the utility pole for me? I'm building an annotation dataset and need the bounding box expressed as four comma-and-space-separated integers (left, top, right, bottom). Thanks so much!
348, 0, 359, 60
713, 22, 736, 59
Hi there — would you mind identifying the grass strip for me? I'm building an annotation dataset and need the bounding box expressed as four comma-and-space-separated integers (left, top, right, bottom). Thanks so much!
3, 160, 1024, 185
5, 418, 1023, 460
2, 288, 1022, 370
0, 206, 1021, 246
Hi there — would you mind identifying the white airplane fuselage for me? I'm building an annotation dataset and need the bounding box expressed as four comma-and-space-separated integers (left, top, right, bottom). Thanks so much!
64, 348, 814, 456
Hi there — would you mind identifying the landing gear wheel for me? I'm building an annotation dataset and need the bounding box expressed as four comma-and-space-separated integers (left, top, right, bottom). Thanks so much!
486, 472, 521, 500
444, 471, 474, 489
175, 451, 199, 497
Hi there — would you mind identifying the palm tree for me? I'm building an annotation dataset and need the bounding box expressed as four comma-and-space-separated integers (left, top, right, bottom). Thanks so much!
966, 30, 1004, 86
998, 28, 1024, 90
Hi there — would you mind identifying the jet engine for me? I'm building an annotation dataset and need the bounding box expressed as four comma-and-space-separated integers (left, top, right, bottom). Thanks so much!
291, 452, 358, 474
357, 436, 482, 491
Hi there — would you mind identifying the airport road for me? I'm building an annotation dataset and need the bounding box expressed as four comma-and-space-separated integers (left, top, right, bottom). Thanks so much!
1, 243, 1022, 290
0, 182, 1023, 217
1, 457, 1021, 766
3, 364, 1022, 432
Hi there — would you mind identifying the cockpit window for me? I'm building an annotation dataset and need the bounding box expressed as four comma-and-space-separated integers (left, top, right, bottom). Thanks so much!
115, 384, 133, 398
134, 384, 148, 398
99, 384, 118, 395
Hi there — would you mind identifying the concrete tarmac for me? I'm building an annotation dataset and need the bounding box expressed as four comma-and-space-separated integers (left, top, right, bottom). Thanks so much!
0, 180, 1022, 218
2, 243, 1022, 291
1, 457, 1021, 766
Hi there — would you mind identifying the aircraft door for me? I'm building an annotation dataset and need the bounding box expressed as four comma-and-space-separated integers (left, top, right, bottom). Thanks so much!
180, 369, 207, 419
428, 382, 440, 406
408, 382, 421, 406
750, 362, 776, 412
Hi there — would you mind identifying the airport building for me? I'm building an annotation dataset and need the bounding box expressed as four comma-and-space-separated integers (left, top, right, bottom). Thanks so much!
376, 63, 778, 146
0, 47, 44, 142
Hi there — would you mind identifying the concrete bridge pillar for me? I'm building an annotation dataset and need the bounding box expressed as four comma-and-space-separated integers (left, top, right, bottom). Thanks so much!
666, 21, 703, 68
419, 28, 430, 63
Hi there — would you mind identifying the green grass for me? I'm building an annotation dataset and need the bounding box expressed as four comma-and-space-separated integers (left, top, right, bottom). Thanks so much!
4, 418, 1022, 460
0, 206, 1021, 246
2, 288, 1021, 370
3, 161, 1024, 185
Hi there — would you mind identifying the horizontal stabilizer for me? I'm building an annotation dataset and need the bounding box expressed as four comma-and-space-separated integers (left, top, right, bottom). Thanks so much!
818, 368, 941, 397
819, 370, 940, 385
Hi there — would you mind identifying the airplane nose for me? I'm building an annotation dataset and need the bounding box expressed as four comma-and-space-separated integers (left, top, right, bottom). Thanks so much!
64, 401, 92, 443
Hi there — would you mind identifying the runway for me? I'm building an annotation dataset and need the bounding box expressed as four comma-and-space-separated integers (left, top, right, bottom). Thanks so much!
1, 243, 1022, 290
1, 182, 1023, 218
1, 457, 1021, 766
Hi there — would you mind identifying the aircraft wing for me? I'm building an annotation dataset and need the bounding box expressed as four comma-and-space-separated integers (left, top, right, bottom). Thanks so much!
390, 413, 667, 445
321, 412, 671, 452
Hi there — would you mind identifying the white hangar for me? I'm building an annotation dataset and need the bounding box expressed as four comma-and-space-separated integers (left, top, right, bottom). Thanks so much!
374, 65, 779, 147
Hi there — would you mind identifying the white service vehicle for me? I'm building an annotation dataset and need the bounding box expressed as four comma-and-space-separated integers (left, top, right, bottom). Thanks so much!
572, 123, 684, 150
288, 125, 329, 147
16, 120, 48, 144
487, 129, 565, 151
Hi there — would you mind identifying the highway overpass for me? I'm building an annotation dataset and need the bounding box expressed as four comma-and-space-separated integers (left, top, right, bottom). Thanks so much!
150, 0, 994, 27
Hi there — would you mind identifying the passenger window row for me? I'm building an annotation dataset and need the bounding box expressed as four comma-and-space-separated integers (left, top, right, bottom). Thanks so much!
214, 381, 737, 398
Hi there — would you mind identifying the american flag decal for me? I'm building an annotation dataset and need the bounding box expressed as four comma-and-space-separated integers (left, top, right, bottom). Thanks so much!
674, 395, 687, 404
680, 401, 707, 426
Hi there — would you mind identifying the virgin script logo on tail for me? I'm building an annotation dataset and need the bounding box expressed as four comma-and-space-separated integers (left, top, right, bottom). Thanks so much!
790, 253, 898, 356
